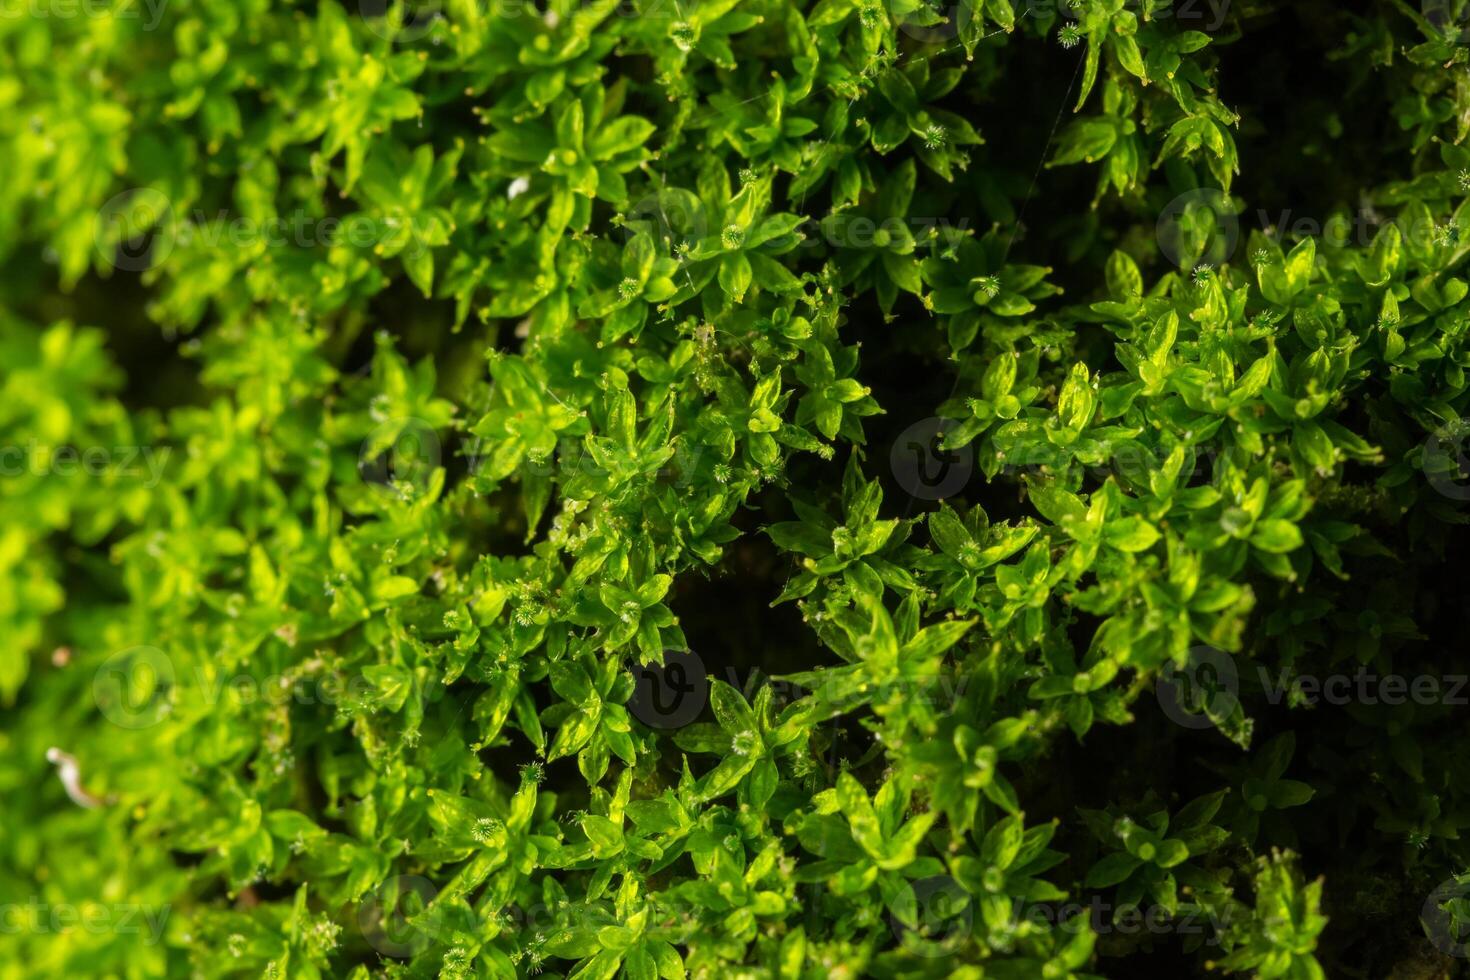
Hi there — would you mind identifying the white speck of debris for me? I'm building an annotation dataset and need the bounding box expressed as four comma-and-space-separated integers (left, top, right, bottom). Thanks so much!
46, 748, 106, 809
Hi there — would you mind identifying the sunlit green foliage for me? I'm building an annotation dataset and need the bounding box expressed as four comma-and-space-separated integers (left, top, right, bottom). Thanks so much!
3, 1, 1470, 977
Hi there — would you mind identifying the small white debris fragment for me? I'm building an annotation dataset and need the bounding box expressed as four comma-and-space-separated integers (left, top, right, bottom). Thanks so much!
46, 747, 107, 809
